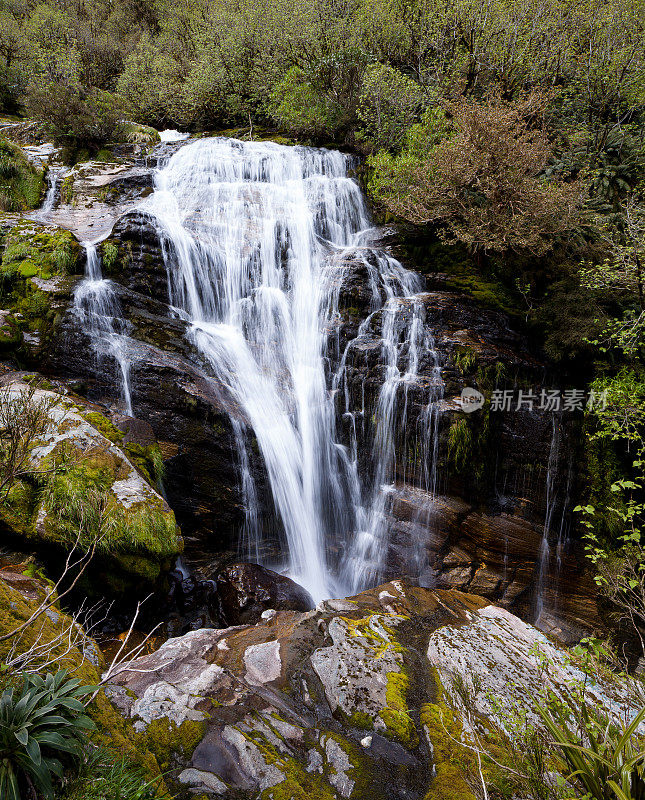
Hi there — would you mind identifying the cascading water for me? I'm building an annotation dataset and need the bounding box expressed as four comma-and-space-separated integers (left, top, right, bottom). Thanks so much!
74, 243, 133, 415
32, 166, 67, 222
144, 138, 442, 601
535, 416, 572, 623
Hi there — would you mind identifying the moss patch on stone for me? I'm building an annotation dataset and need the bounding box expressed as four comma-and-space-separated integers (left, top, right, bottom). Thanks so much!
421, 671, 476, 800
379, 669, 419, 749
41, 445, 180, 560
137, 717, 207, 774
0, 220, 82, 355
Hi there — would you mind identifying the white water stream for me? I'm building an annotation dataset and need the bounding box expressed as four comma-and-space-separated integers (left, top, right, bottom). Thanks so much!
74, 243, 133, 415
140, 137, 442, 600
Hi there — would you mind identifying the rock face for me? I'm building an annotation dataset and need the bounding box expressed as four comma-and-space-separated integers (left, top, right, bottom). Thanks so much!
108, 580, 634, 800
216, 563, 315, 625
0, 378, 182, 592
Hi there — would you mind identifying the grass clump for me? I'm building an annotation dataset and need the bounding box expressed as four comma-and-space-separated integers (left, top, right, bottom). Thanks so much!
0, 139, 44, 212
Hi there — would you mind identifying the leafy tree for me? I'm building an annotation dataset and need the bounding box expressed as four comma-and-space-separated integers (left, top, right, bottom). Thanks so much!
357, 62, 425, 151
369, 91, 583, 256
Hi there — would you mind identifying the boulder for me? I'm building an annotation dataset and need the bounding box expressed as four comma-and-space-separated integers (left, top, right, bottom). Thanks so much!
108, 580, 637, 800
0, 379, 182, 593
216, 562, 315, 625
47, 161, 155, 241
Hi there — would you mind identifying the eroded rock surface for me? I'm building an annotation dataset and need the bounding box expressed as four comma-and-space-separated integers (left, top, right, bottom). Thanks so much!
108, 580, 630, 800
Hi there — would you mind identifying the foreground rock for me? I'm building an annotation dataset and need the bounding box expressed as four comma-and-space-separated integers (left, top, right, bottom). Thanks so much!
0, 378, 182, 592
108, 580, 633, 800
216, 562, 315, 625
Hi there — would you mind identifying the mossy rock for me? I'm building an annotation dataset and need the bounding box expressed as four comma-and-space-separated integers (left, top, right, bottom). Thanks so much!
0, 383, 182, 595
0, 220, 82, 356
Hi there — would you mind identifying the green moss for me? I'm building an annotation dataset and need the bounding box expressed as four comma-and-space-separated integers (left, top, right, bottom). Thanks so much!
421, 672, 476, 800
245, 731, 336, 800
137, 717, 207, 773
81, 411, 125, 445
40, 447, 180, 559
379, 670, 419, 749
346, 711, 374, 730
0, 138, 44, 212
0, 221, 81, 351
123, 441, 165, 486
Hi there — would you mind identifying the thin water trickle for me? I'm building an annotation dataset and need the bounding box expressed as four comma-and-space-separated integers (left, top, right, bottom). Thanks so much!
535, 417, 561, 623
32, 166, 67, 222
74, 243, 133, 415
143, 137, 443, 601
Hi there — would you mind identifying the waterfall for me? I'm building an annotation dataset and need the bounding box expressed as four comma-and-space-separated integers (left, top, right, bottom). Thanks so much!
33, 166, 66, 222
144, 137, 442, 600
74, 243, 133, 415
535, 417, 563, 623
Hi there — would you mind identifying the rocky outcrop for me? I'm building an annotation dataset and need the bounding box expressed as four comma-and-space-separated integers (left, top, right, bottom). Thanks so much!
107, 580, 635, 800
380, 486, 599, 642
102, 211, 169, 301
0, 219, 83, 361
216, 563, 315, 625
47, 160, 155, 241
0, 378, 182, 593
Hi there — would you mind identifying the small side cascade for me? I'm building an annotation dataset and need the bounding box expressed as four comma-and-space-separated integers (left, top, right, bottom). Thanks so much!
534, 416, 572, 624
74, 243, 133, 415
33, 166, 67, 222
335, 286, 444, 593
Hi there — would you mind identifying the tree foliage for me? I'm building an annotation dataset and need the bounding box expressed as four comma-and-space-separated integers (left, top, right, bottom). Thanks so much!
369, 92, 583, 255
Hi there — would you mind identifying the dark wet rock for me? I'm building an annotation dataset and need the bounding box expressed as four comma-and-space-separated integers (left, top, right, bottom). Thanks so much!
382, 486, 598, 643
104, 210, 169, 302
110, 413, 157, 447
216, 562, 315, 625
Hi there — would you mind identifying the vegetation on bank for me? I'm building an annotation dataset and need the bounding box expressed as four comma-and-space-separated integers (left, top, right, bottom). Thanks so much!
0, 138, 43, 212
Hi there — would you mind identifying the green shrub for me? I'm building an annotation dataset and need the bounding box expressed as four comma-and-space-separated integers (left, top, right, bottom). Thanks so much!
0, 139, 44, 212
538, 700, 645, 800
58, 746, 160, 800
0, 670, 96, 800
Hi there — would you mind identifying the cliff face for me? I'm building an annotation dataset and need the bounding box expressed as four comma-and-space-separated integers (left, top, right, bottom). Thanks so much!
0, 135, 598, 639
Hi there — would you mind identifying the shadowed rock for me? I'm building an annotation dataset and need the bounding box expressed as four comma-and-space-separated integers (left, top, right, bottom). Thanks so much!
216, 562, 315, 625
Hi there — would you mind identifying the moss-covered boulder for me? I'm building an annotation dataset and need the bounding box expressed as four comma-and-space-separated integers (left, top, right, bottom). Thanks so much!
0, 219, 83, 360
0, 138, 44, 212
0, 380, 182, 593
106, 580, 638, 800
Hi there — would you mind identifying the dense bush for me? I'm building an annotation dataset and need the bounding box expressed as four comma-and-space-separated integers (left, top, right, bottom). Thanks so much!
27, 85, 125, 148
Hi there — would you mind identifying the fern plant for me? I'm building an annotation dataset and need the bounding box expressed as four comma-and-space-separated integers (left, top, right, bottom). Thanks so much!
0, 670, 95, 800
